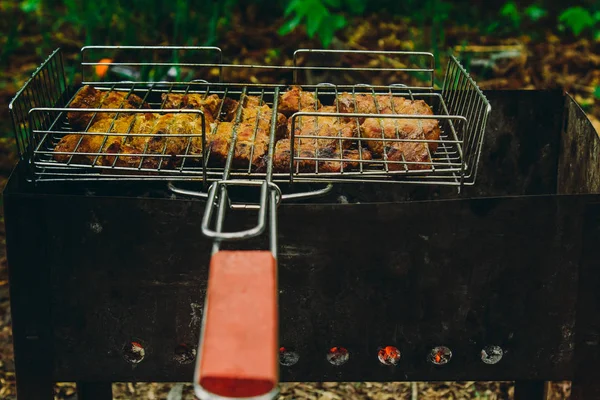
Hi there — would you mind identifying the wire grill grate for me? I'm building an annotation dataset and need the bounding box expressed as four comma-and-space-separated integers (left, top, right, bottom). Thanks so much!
10, 47, 490, 187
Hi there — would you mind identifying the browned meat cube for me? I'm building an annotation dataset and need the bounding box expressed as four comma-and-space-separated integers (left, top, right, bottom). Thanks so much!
208, 122, 270, 170
338, 93, 440, 153
54, 114, 136, 165
360, 116, 431, 171
242, 103, 287, 140
55, 111, 208, 169
288, 105, 357, 149
336, 93, 379, 118
137, 113, 206, 168
67, 85, 148, 131
277, 86, 321, 117
272, 139, 372, 173
407, 99, 440, 152
106, 112, 206, 169
161, 93, 220, 124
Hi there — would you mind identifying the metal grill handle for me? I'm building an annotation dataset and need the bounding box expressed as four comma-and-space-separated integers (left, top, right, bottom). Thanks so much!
201, 180, 270, 241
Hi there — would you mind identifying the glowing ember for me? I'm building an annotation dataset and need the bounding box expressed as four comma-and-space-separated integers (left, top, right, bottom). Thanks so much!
279, 347, 300, 366
327, 347, 349, 366
481, 345, 503, 365
428, 346, 452, 365
123, 341, 145, 364
378, 346, 401, 366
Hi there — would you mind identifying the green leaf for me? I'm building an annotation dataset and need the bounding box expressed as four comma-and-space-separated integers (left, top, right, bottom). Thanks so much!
559, 7, 594, 36
278, 13, 303, 36
345, 0, 366, 15
317, 13, 346, 47
323, 0, 341, 8
436, 0, 453, 19
283, 0, 301, 18
332, 13, 347, 29
20, 0, 41, 13
500, 1, 518, 18
306, 4, 328, 38
486, 21, 500, 34
524, 5, 547, 22
500, 1, 521, 28
594, 86, 600, 100
594, 11, 600, 22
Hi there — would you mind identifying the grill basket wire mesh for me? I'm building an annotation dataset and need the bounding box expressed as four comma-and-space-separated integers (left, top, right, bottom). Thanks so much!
9, 48, 68, 161
10, 46, 490, 187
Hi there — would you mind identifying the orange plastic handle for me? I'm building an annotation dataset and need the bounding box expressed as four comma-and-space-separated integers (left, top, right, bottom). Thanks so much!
197, 250, 278, 398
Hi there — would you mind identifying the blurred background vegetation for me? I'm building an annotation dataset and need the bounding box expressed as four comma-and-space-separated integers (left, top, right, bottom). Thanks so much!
2, 0, 600, 53
1, 0, 599, 122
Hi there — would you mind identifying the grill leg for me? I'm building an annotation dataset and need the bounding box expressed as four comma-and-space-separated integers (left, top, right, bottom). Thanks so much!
77, 382, 113, 400
514, 381, 547, 400
15, 375, 53, 400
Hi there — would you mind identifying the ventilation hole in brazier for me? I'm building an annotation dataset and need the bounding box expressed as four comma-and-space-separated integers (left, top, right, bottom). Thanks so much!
173, 343, 196, 365
279, 347, 300, 366
123, 341, 145, 364
327, 347, 349, 366
428, 346, 452, 365
481, 345, 503, 365
378, 346, 401, 366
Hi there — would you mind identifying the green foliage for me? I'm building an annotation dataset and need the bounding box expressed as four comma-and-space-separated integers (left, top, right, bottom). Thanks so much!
524, 5, 547, 22
500, 1, 521, 29
29, 0, 238, 48
594, 86, 600, 100
5, 0, 600, 64
20, 0, 42, 13
497, 2, 549, 32
280, 0, 370, 47
345, 0, 366, 15
559, 7, 595, 36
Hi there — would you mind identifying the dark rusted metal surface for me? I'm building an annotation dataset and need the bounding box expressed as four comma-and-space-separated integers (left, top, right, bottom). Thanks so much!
571, 201, 600, 400
4, 90, 600, 397
558, 95, 600, 194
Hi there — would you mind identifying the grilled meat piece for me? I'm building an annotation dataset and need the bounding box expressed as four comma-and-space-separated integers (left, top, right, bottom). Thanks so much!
273, 104, 364, 173
336, 93, 379, 121
406, 99, 440, 152
288, 105, 356, 148
219, 97, 240, 121
376, 96, 440, 152
242, 101, 287, 140
337, 93, 407, 114
66, 85, 106, 130
337, 93, 440, 152
54, 112, 208, 168
161, 93, 220, 124
102, 112, 207, 169
134, 113, 207, 168
208, 122, 269, 169
205, 96, 286, 170
242, 95, 262, 109
336, 93, 408, 124
277, 86, 321, 117
54, 115, 136, 164
272, 138, 372, 173
67, 85, 148, 131
360, 116, 431, 171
